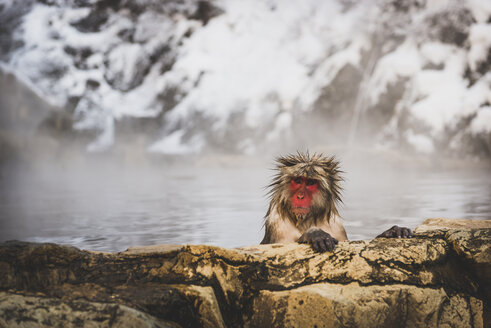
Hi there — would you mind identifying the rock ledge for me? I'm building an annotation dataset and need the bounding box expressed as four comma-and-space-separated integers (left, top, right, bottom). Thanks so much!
0, 218, 489, 327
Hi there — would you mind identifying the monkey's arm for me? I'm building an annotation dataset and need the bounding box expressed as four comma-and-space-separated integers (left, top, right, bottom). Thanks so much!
376, 225, 414, 238
261, 207, 302, 244
260, 223, 273, 244
317, 215, 348, 242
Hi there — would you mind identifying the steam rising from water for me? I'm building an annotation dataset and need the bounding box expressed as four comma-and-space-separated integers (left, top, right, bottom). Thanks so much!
1, 153, 489, 252
0, 1, 490, 251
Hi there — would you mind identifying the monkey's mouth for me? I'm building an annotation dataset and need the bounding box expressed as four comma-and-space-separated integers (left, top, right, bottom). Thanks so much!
292, 207, 310, 216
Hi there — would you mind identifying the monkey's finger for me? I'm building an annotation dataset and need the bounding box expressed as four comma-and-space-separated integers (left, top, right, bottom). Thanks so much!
404, 228, 415, 238
377, 229, 389, 238
402, 228, 409, 238
319, 239, 332, 252
326, 239, 336, 252
318, 240, 329, 252
333, 238, 339, 245
312, 240, 323, 252
321, 239, 331, 252
377, 230, 389, 238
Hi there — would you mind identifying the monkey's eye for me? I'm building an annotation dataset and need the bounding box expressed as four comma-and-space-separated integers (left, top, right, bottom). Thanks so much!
292, 177, 302, 184
305, 178, 317, 186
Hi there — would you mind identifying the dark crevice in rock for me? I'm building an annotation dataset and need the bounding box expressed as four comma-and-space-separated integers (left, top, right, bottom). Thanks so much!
70, 10, 109, 33
0, 1, 32, 61
190, 1, 224, 25
182, 249, 256, 267
465, 48, 491, 87
206, 274, 237, 327
424, 8, 475, 47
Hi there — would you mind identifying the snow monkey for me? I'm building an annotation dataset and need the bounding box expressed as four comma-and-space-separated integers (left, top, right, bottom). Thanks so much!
261, 152, 413, 252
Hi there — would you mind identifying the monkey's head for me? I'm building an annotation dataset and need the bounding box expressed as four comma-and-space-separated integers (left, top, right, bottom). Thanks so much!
268, 152, 343, 226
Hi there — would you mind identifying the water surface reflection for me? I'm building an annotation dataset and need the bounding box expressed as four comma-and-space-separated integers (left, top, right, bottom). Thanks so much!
1, 160, 490, 251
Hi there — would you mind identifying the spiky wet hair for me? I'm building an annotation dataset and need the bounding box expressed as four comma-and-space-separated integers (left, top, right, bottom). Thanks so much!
267, 152, 343, 226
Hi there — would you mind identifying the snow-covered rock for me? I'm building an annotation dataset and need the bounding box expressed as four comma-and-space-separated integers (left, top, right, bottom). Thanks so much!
0, 0, 490, 157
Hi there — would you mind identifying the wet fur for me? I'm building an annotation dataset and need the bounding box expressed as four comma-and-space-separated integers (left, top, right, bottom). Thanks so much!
261, 152, 347, 244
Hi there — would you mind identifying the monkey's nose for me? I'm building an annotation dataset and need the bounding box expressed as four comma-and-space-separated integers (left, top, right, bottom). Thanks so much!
297, 192, 304, 200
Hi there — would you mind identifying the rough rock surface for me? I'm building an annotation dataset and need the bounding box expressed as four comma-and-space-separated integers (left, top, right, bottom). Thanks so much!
0, 219, 489, 327
0, 292, 180, 328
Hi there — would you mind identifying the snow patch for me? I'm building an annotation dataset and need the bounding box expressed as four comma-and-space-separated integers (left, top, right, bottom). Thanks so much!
148, 130, 204, 155
163, 0, 373, 131
2, 0, 491, 156
468, 24, 491, 71
471, 106, 491, 134
405, 130, 434, 154
368, 40, 422, 106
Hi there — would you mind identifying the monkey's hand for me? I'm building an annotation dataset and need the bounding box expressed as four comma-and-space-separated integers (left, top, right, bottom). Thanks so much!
298, 228, 338, 252
376, 225, 414, 238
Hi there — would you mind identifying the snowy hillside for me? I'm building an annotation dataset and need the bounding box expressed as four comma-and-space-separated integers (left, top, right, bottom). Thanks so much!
1, 0, 490, 157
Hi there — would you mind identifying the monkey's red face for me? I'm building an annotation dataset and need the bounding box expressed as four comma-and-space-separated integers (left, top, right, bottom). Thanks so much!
289, 177, 319, 217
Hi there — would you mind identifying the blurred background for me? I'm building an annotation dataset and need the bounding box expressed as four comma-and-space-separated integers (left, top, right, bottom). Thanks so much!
0, 0, 490, 251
